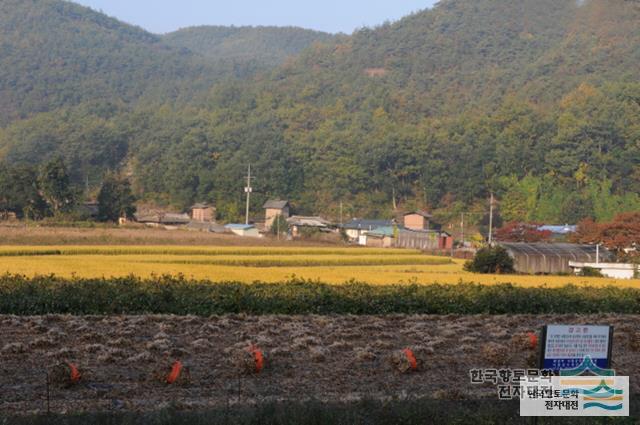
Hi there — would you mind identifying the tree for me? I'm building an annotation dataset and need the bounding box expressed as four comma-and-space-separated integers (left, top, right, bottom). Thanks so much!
572, 213, 640, 259
97, 173, 136, 222
494, 222, 552, 243
0, 165, 48, 219
464, 246, 515, 274
38, 158, 76, 214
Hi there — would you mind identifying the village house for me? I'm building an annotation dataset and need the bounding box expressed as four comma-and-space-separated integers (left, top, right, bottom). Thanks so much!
341, 219, 394, 242
287, 216, 332, 237
263, 200, 290, 229
403, 211, 432, 231
569, 261, 638, 279
134, 212, 191, 229
190, 203, 216, 222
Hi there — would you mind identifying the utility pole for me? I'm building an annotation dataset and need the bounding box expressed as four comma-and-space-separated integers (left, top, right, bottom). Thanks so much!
488, 192, 494, 245
339, 201, 343, 226
392, 187, 397, 211
244, 164, 252, 225
460, 212, 465, 248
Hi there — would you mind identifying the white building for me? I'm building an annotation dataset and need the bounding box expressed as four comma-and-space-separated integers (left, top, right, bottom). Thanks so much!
569, 261, 638, 280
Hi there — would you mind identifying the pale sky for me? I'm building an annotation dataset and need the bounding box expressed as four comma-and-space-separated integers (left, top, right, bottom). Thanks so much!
72, 0, 438, 34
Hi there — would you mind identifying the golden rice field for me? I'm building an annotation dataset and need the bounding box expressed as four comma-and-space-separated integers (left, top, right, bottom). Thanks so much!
0, 245, 639, 288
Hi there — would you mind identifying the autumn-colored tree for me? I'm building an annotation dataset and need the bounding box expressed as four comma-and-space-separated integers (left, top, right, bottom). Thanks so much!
570, 218, 603, 245
572, 213, 640, 258
494, 222, 552, 243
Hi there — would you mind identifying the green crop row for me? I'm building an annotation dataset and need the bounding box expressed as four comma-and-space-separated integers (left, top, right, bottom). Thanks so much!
1, 274, 639, 316
0, 247, 424, 257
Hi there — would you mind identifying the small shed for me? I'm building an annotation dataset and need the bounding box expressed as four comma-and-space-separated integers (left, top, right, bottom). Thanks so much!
498, 242, 613, 274
191, 203, 216, 222
263, 200, 290, 230
403, 211, 432, 231
363, 226, 395, 248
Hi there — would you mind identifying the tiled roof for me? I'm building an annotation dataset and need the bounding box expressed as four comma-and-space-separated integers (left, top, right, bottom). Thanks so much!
263, 200, 289, 209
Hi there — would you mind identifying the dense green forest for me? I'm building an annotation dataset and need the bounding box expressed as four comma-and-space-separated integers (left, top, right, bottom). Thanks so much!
163, 26, 335, 69
1, 0, 639, 223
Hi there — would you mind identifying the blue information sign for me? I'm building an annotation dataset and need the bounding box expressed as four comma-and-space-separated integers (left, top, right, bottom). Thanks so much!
541, 325, 613, 372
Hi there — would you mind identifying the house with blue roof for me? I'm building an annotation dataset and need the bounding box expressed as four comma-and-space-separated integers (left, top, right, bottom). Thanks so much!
340, 218, 394, 242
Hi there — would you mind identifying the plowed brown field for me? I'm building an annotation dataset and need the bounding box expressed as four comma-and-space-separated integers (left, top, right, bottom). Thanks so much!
2, 314, 639, 415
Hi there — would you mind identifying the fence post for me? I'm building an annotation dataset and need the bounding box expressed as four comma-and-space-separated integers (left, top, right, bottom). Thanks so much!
45, 371, 50, 415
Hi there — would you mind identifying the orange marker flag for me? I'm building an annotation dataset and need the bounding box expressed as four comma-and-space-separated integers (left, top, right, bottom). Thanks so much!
166, 360, 183, 384
403, 348, 418, 371
68, 363, 81, 383
527, 332, 538, 350
248, 345, 264, 373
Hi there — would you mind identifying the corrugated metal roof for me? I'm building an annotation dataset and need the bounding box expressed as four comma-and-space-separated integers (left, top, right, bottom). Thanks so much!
365, 226, 396, 237
287, 216, 331, 227
224, 224, 255, 230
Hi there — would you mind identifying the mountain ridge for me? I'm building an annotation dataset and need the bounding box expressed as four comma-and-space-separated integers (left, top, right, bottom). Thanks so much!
1, 0, 639, 223
163, 25, 336, 68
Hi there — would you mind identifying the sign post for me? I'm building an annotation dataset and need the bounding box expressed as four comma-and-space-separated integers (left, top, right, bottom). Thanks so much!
539, 325, 613, 373
524, 324, 623, 420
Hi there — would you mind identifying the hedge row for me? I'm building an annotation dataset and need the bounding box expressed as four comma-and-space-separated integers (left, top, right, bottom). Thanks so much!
1, 274, 639, 316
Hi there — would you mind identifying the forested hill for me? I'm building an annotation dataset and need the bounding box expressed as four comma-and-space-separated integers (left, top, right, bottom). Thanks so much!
0, 0, 218, 124
1, 0, 639, 225
163, 26, 336, 68
270, 0, 640, 115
